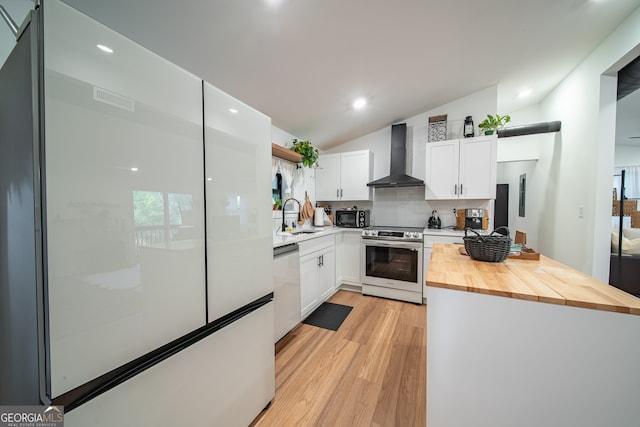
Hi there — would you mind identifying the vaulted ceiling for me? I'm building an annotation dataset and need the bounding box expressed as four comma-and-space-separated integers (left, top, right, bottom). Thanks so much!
9, 0, 640, 148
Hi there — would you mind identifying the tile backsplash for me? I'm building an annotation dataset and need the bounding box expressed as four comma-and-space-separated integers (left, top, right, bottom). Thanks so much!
302, 186, 493, 230
372, 187, 493, 229
373, 187, 430, 228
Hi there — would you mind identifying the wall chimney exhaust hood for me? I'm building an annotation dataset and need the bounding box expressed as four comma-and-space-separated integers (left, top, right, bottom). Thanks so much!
367, 123, 424, 188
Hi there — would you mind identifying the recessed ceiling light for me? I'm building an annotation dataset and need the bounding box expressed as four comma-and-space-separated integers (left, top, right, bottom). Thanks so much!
229, 108, 239, 114
518, 88, 532, 98
353, 97, 367, 110
97, 44, 114, 54
265, 0, 283, 6
130, 167, 139, 172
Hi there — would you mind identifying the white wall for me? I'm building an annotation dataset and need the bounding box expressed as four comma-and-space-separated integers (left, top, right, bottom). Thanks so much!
494, 104, 548, 249
614, 145, 640, 166
496, 161, 539, 249
0, 0, 34, 67
271, 125, 297, 148
496, 104, 543, 162
537, 6, 640, 280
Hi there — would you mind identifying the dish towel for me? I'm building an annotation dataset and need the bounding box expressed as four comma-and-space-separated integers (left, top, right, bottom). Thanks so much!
299, 195, 315, 225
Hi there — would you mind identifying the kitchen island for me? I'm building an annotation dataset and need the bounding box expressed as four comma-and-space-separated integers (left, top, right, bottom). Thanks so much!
426, 244, 640, 427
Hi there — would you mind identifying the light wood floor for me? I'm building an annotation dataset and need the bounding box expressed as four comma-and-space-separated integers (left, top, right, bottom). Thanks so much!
251, 290, 426, 427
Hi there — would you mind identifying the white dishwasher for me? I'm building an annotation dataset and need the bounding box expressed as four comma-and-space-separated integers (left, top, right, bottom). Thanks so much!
273, 243, 301, 343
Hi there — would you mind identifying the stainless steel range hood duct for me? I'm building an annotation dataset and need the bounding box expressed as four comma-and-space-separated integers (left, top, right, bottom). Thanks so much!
0, 5, 18, 36
367, 123, 424, 188
497, 121, 561, 138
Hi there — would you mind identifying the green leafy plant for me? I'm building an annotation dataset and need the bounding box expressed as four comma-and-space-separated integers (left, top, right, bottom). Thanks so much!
291, 139, 319, 168
478, 114, 511, 135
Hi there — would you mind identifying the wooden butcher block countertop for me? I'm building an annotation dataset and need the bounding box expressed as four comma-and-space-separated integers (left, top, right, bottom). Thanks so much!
426, 244, 640, 315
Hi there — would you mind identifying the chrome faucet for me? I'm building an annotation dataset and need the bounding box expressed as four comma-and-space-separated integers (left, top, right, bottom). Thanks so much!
282, 198, 301, 232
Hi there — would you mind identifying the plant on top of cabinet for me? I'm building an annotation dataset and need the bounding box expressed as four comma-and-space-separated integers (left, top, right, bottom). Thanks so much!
291, 139, 319, 168
478, 114, 511, 135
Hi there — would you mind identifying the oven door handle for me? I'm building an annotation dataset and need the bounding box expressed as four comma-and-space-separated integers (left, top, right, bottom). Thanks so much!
362, 240, 422, 250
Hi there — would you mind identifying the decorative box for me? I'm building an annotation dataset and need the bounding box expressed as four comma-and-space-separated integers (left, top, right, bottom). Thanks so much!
428, 114, 447, 142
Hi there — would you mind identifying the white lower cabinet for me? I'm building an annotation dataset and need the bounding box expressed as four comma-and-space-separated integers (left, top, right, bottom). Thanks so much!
299, 236, 336, 318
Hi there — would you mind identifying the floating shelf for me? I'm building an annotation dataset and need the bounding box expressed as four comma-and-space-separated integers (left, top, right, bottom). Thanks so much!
272, 143, 302, 163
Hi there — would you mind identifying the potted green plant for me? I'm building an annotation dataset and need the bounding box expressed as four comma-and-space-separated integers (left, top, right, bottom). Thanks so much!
290, 139, 319, 168
478, 114, 511, 135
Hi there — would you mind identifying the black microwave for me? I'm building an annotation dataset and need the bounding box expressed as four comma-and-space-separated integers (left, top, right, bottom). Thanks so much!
335, 209, 370, 228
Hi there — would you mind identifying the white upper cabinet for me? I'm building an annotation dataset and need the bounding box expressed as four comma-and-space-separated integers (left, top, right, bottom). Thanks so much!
316, 150, 373, 201
43, 0, 206, 397
316, 154, 341, 200
203, 82, 273, 323
425, 135, 497, 200
425, 140, 459, 199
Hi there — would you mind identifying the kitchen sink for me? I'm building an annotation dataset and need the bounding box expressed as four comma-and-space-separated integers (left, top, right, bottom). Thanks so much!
290, 230, 319, 235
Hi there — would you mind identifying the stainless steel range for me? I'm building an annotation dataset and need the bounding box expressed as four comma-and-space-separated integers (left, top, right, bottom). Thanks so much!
361, 226, 424, 304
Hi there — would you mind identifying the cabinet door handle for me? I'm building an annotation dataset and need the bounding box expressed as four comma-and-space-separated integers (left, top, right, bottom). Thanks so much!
320, 254, 324, 266
336, 189, 339, 198
340, 189, 343, 198
454, 184, 457, 195
318, 256, 321, 267
460, 184, 463, 195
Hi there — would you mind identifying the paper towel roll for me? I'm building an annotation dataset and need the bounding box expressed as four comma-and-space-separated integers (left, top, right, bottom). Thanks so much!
314, 207, 325, 226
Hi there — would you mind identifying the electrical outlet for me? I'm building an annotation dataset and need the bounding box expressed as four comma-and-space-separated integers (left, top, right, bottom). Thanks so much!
578, 206, 584, 218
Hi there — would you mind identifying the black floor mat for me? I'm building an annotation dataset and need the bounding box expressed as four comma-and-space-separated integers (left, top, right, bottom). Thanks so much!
303, 302, 353, 331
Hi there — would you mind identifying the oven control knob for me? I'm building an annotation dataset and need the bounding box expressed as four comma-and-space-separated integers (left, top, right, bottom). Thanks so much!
363, 230, 369, 236
406, 232, 414, 238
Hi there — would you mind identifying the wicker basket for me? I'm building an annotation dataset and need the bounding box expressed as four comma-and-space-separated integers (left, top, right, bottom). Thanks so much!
464, 227, 512, 263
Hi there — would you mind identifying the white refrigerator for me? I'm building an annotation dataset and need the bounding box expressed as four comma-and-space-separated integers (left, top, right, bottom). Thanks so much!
0, 1, 274, 425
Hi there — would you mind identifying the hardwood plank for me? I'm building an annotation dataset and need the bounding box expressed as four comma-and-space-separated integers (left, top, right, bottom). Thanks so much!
251, 290, 426, 427
357, 305, 400, 384
315, 349, 381, 427
274, 324, 333, 390
341, 295, 386, 345
371, 307, 426, 426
